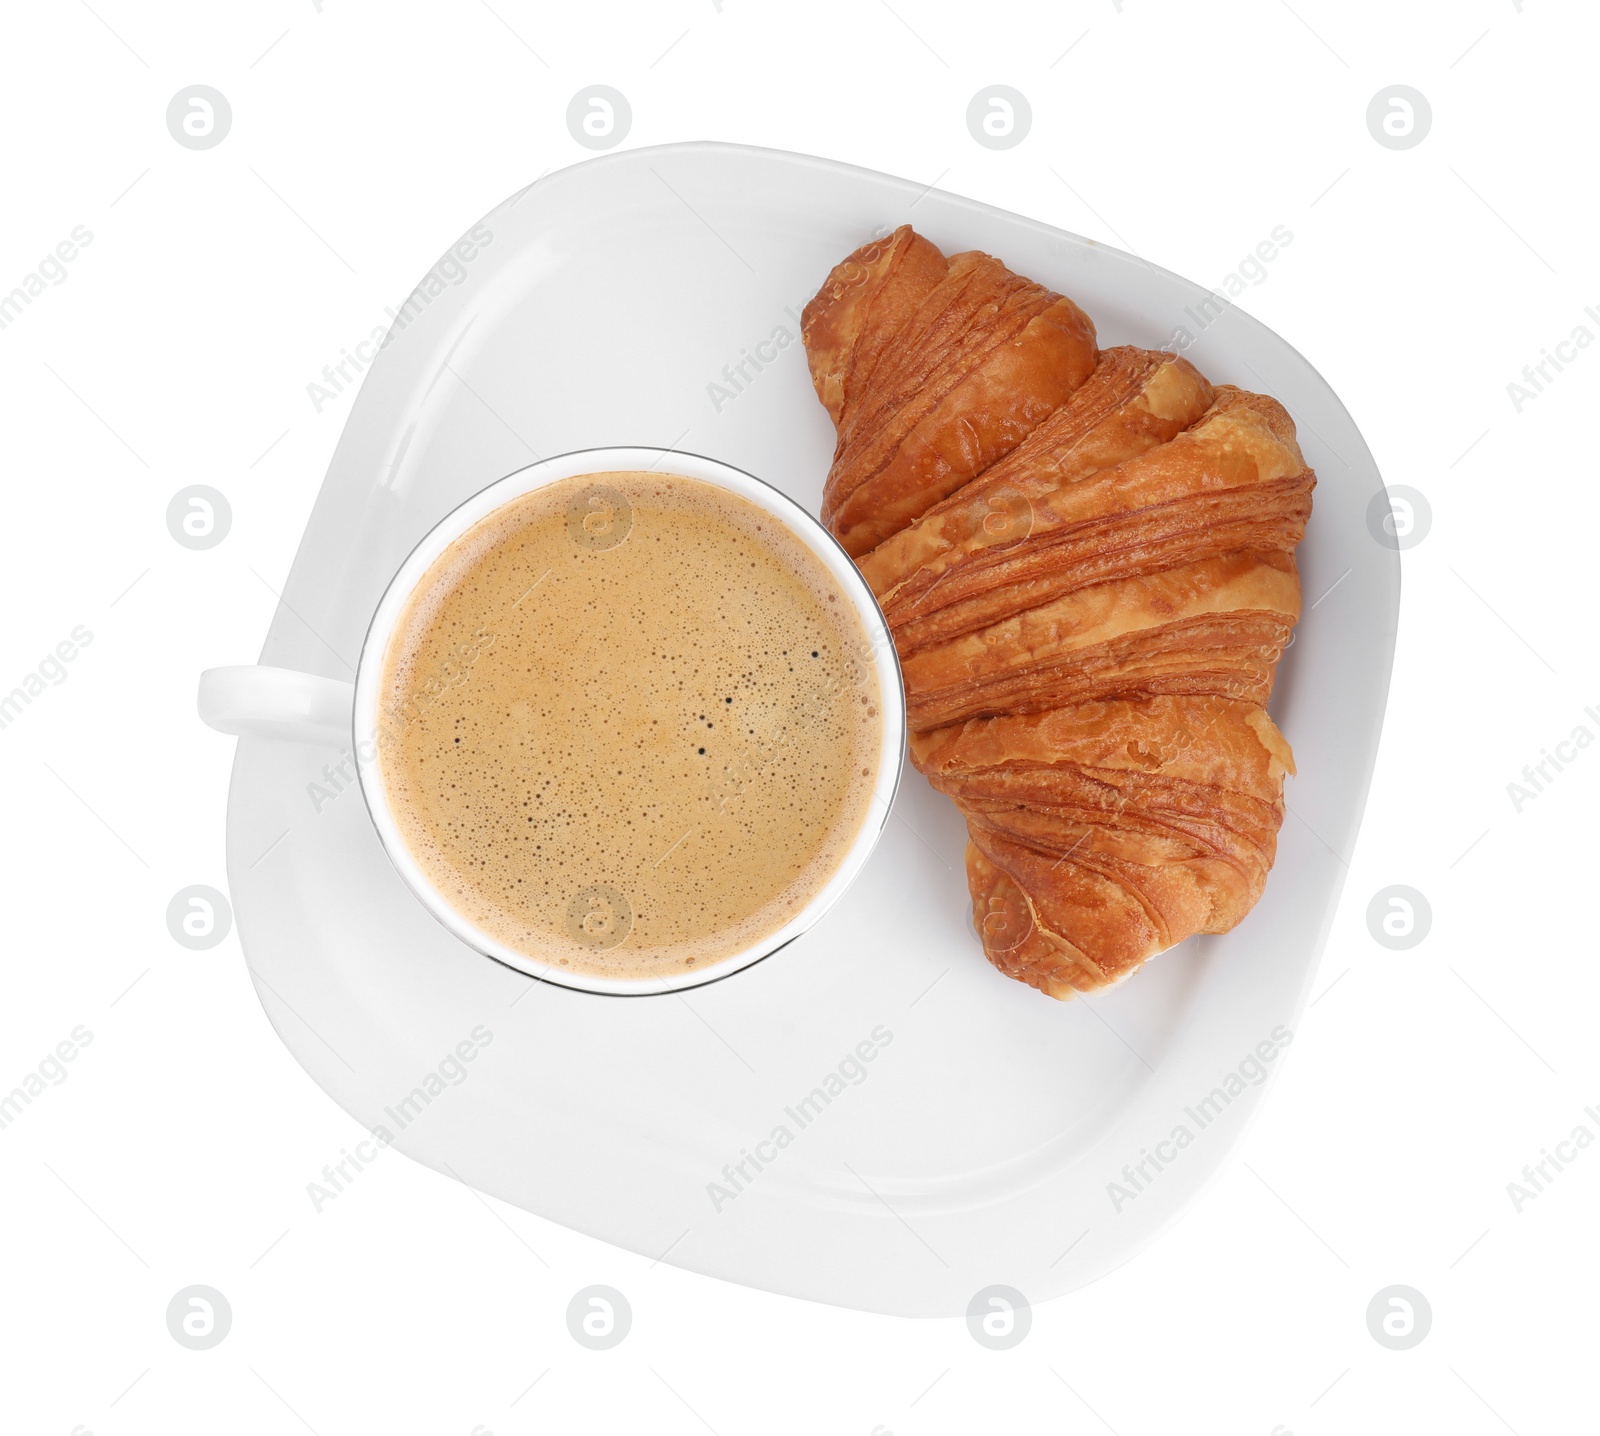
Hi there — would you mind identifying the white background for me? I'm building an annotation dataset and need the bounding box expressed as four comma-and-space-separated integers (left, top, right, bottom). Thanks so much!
1, 1, 1594, 1432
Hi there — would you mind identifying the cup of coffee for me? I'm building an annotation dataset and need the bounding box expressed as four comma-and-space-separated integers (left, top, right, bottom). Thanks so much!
199, 447, 906, 995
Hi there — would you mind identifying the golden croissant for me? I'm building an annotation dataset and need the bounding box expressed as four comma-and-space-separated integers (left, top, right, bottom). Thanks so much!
802, 226, 1313, 998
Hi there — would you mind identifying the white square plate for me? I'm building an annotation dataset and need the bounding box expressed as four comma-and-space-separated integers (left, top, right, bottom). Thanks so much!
226, 142, 1398, 1315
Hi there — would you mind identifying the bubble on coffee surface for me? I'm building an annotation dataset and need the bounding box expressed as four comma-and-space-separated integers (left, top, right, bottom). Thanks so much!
565, 483, 633, 551
378, 471, 882, 980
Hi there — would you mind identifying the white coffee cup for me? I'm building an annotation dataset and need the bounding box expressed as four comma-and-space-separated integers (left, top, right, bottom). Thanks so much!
198, 446, 907, 996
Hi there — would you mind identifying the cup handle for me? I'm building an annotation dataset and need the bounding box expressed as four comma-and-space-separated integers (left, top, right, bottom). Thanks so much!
198, 665, 355, 746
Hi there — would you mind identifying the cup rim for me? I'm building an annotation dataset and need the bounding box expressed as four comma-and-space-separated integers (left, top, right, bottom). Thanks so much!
351, 445, 907, 997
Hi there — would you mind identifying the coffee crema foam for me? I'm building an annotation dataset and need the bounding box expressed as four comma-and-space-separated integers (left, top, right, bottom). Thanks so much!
378, 471, 883, 980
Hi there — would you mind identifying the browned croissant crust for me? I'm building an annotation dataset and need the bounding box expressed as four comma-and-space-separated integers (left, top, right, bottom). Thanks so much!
802, 227, 1313, 999
807, 233, 1098, 557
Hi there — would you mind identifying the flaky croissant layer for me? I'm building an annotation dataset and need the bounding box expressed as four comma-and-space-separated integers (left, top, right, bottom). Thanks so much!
802, 226, 1312, 999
